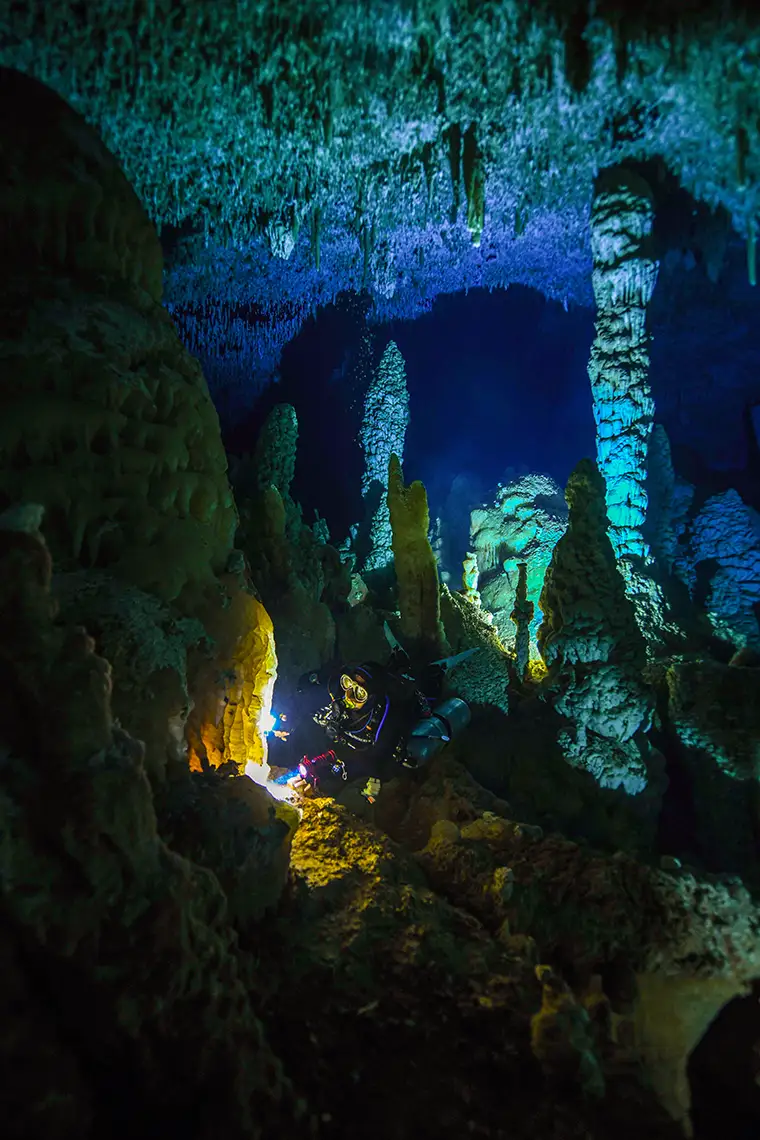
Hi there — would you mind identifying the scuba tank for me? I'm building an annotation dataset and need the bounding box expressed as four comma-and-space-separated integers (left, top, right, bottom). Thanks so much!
405, 697, 471, 765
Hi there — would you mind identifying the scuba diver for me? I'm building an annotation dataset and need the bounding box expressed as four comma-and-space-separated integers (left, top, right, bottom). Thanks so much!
285, 628, 476, 798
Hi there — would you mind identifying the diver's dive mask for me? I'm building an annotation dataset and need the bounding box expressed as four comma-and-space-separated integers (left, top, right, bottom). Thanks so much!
340, 672, 369, 709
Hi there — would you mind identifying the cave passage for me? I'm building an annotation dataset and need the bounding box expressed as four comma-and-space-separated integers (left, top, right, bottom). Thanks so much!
229, 286, 597, 545
383, 285, 597, 522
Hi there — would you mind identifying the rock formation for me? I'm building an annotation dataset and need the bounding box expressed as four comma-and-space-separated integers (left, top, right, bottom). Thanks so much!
251, 402, 299, 501
0, 68, 237, 614
0, 510, 301, 1139
537, 459, 655, 795
440, 586, 511, 717
470, 472, 567, 658
387, 453, 446, 659
587, 166, 669, 646
644, 424, 694, 576
359, 340, 410, 573
674, 489, 760, 651
510, 562, 534, 683
588, 166, 658, 565
0, 66, 277, 792
381, 755, 760, 1137
5, 6, 758, 410
658, 658, 760, 884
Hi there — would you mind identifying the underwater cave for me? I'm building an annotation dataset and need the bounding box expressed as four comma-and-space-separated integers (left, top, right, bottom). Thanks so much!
1, 3, 760, 1139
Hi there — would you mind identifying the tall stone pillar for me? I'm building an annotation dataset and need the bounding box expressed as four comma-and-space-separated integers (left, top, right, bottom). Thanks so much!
588, 165, 658, 564
587, 167, 669, 646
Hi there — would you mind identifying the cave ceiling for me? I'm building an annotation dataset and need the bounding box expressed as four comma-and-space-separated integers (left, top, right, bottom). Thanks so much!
2, 1, 760, 403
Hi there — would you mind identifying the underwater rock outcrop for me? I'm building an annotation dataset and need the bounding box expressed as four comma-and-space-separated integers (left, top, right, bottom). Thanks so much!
0, 66, 284, 796
53, 570, 208, 787
537, 459, 655, 796
470, 472, 568, 657
235, 404, 353, 685
269, 791, 683, 1139
659, 658, 760, 883
440, 586, 511, 717
251, 402, 299, 504
674, 488, 760, 651
358, 340, 410, 574
238, 480, 342, 685
644, 425, 695, 576
185, 587, 279, 778
0, 68, 237, 614
376, 754, 760, 1136
0, 509, 301, 1140
588, 166, 658, 565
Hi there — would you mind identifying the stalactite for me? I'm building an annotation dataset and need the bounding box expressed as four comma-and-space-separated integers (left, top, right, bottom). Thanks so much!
747, 217, 756, 287
311, 204, 321, 271
463, 123, 485, 246
445, 122, 461, 225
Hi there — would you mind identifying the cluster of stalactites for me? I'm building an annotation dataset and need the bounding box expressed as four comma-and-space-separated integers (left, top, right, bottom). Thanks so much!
588, 167, 658, 566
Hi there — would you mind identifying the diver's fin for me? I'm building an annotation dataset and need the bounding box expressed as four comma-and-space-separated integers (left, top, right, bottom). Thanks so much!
430, 647, 480, 671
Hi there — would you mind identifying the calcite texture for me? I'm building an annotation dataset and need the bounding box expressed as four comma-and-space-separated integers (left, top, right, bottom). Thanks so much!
440, 585, 511, 716
0, 68, 283, 800
358, 339, 410, 573
389, 756, 760, 1136
2, 516, 756, 1140
0, 69, 237, 617
674, 488, 760, 651
470, 472, 568, 656
0, 519, 301, 1140
5, 6, 759, 411
588, 166, 658, 564
237, 480, 347, 685
265, 794, 678, 1140
659, 658, 760, 883
538, 459, 655, 795
388, 453, 447, 659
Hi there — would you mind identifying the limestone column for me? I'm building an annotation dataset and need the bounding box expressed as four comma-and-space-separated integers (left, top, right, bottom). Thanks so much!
588, 166, 658, 565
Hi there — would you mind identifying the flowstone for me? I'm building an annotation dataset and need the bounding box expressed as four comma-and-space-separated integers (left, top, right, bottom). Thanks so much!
470, 472, 567, 658
0, 70, 237, 616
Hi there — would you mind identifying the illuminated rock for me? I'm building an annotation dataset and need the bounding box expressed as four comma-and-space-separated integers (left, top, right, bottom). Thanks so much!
587, 166, 671, 646
470, 472, 567, 657
387, 453, 446, 657
538, 459, 654, 794
0, 516, 300, 1136
359, 341, 410, 573
675, 489, 760, 651
412, 759, 760, 1136
440, 586, 511, 716
0, 69, 238, 616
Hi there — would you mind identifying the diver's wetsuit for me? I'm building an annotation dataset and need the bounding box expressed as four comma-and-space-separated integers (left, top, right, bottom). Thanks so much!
316, 654, 446, 782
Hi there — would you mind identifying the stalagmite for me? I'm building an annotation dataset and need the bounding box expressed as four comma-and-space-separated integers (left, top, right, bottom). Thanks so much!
359, 341, 410, 573
510, 562, 533, 683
